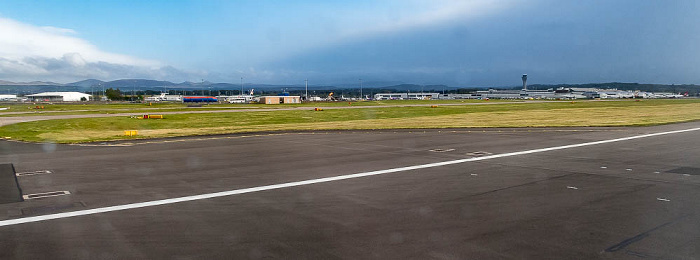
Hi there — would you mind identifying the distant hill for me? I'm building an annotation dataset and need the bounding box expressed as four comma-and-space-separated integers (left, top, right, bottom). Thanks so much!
69, 79, 105, 88
102, 79, 176, 88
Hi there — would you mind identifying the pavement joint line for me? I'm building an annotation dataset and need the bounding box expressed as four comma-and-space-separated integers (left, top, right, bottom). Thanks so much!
0, 126, 699, 227
484, 158, 700, 186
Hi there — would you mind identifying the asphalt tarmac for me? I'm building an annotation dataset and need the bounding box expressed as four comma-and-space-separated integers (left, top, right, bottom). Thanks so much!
0, 122, 699, 259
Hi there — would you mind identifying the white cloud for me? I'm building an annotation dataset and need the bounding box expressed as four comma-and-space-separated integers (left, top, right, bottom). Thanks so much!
40, 26, 77, 35
0, 16, 195, 82
0, 17, 158, 67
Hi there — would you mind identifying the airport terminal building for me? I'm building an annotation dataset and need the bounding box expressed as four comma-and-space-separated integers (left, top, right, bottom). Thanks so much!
26, 92, 91, 102
374, 93, 440, 100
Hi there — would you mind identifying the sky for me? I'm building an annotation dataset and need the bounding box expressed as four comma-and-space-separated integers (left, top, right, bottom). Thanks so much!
0, 0, 699, 87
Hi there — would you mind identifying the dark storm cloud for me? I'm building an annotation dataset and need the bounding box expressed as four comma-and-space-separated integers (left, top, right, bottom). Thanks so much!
265, 0, 700, 87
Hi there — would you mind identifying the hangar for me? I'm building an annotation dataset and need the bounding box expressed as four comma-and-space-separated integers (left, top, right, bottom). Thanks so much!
0, 95, 17, 101
26, 92, 91, 102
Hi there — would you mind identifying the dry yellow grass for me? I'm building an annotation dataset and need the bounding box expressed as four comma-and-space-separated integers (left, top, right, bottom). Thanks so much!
36, 103, 700, 142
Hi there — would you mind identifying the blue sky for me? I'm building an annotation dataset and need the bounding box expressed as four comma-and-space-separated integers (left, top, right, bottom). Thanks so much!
0, 0, 699, 87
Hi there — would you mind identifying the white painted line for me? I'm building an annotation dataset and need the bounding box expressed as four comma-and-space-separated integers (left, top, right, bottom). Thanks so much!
74, 144, 132, 147
657, 198, 671, 202
15, 170, 52, 177
600, 166, 608, 169
1, 126, 699, 227
566, 186, 579, 190
470, 174, 478, 176
654, 171, 661, 174
626, 168, 633, 171
429, 148, 455, 152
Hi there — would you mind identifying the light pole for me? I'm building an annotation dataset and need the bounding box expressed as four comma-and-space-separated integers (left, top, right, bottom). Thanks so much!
359, 78, 363, 100
240, 77, 244, 96
305, 79, 308, 101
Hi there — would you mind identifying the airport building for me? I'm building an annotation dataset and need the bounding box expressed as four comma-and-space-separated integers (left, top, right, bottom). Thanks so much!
259, 96, 301, 104
0, 95, 17, 101
461, 74, 670, 100
374, 93, 440, 100
219, 95, 255, 103
26, 92, 91, 102
465, 88, 685, 100
183, 96, 218, 103
476, 89, 522, 99
145, 93, 183, 102
437, 94, 478, 99
469, 88, 657, 100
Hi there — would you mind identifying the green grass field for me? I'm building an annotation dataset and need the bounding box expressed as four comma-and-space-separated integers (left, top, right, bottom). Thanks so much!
0, 99, 512, 116
1, 99, 699, 143
0, 102, 265, 116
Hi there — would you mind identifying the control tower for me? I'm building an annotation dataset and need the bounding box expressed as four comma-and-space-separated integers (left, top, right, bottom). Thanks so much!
521, 74, 528, 90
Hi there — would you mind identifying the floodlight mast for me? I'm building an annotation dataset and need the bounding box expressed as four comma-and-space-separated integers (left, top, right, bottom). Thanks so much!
359, 79, 363, 100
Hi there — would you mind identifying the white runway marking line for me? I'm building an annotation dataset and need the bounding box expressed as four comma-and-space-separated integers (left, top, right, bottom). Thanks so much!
15, 170, 52, 177
429, 148, 455, 152
1, 126, 699, 227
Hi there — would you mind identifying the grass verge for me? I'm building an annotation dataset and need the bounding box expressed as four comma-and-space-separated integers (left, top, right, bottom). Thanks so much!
0, 99, 512, 115
2, 99, 699, 143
